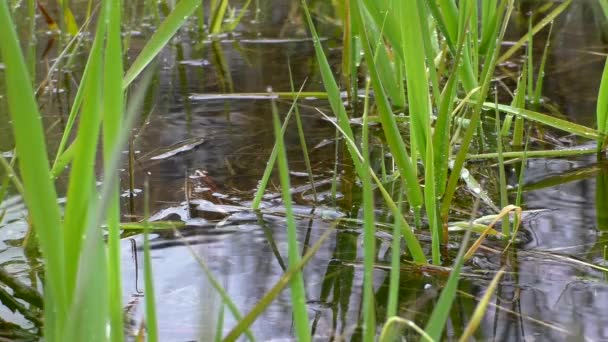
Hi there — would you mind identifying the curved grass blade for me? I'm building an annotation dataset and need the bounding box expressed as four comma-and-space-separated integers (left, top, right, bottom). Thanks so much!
379, 317, 433, 342
0, 2, 66, 338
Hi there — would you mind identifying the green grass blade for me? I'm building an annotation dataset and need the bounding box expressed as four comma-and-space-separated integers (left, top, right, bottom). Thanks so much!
61, 2, 106, 303
353, 0, 424, 210
271, 100, 311, 341
424, 198, 481, 340
0, 2, 66, 338
533, 22, 553, 108
441, 0, 513, 221
251, 85, 305, 210
457, 268, 505, 341
598, 56, 608, 136
287, 66, 317, 202
498, 0, 572, 64
486, 102, 602, 140
103, 0, 125, 339
209, 0, 228, 34
143, 183, 159, 342
123, 0, 201, 88
386, 184, 404, 318
495, 96, 510, 237
398, 0, 431, 164
361, 81, 376, 341
300, 0, 363, 174
223, 226, 335, 342
316, 111, 426, 263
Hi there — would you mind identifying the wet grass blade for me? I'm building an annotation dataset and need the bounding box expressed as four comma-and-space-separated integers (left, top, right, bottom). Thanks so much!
270, 100, 311, 341
123, 0, 201, 88
0, 2, 66, 338
533, 22, 553, 108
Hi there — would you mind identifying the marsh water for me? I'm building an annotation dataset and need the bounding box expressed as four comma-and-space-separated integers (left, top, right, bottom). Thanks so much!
2, 0, 608, 341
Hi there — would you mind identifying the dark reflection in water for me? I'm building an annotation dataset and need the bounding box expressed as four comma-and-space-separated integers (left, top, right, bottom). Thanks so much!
3, 0, 608, 341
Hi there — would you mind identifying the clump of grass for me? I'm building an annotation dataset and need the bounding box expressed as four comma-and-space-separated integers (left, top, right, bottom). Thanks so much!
0, 0, 205, 339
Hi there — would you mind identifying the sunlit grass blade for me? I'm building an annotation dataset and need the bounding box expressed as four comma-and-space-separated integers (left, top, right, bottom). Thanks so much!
0, 2, 66, 338
123, 0, 201, 88
270, 100, 310, 341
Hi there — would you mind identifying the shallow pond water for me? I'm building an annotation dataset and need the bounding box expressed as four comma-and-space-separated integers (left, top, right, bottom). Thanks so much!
2, 0, 608, 341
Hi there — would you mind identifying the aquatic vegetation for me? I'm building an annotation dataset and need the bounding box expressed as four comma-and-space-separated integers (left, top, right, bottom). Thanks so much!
2, 0, 608, 341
